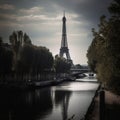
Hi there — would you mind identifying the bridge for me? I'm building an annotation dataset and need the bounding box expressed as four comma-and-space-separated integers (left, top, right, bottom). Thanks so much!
70, 68, 90, 73
70, 68, 91, 78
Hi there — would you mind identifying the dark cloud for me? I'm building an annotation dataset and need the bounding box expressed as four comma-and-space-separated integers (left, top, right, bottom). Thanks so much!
75, 0, 112, 25
0, 0, 113, 23
51, 0, 113, 26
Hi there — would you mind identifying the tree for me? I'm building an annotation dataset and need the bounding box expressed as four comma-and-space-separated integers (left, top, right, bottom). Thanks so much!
24, 33, 32, 45
16, 44, 34, 81
6, 30, 55, 82
0, 37, 2, 46
87, 0, 120, 92
9, 31, 32, 47
0, 41, 13, 82
16, 44, 54, 81
54, 55, 71, 74
9, 30, 32, 72
33, 46, 54, 80
18, 30, 23, 45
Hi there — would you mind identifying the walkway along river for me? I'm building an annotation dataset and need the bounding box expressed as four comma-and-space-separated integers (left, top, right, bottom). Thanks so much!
0, 77, 99, 120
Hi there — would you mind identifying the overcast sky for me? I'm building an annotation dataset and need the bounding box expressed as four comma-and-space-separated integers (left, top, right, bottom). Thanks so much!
0, 0, 113, 65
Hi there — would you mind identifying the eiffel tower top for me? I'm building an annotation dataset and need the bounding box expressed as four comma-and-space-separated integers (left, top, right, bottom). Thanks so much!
63, 11, 66, 21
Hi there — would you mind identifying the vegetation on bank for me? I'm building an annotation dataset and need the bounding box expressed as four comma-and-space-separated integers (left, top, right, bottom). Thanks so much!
54, 55, 71, 74
87, 0, 120, 93
0, 31, 71, 84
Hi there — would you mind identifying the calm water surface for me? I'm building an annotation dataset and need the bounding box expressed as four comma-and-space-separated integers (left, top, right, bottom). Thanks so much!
0, 77, 99, 120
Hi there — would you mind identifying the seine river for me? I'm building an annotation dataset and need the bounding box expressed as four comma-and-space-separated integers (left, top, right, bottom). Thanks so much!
0, 77, 99, 120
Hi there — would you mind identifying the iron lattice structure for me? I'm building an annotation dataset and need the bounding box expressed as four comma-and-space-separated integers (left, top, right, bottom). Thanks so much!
59, 13, 72, 64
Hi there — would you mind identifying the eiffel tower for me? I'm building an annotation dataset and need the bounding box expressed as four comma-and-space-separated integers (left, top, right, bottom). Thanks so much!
59, 12, 72, 64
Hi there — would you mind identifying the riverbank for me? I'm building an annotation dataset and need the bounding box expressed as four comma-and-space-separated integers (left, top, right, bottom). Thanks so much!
85, 89, 120, 120
0, 77, 74, 91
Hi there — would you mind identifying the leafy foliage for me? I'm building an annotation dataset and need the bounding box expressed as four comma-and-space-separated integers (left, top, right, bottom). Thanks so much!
0, 31, 54, 82
0, 41, 13, 79
54, 55, 71, 73
87, 0, 120, 91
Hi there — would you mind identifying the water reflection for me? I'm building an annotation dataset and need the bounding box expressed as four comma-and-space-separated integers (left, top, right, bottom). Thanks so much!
61, 91, 71, 120
52, 90, 72, 120
0, 80, 99, 120
0, 87, 72, 120
0, 88, 53, 120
